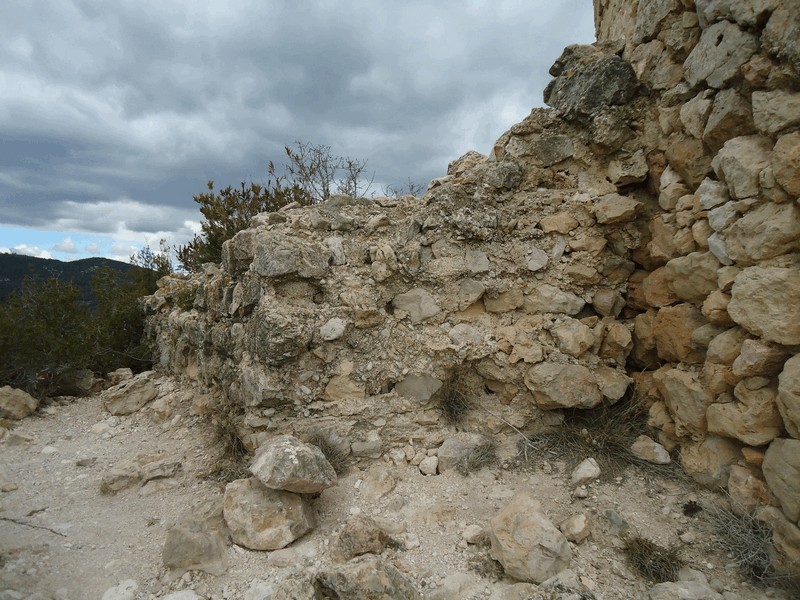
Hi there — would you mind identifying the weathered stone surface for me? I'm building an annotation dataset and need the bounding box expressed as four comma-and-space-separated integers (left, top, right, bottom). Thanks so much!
599, 322, 633, 366
647, 580, 722, 600
484, 289, 524, 313
594, 365, 631, 402
551, 318, 595, 358
733, 339, 790, 378
559, 514, 591, 544
642, 267, 679, 307
0, 386, 38, 420
395, 374, 443, 403
251, 234, 328, 280
608, 151, 648, 186
778, 355, 800, 439
762, 438, 800, 522
393, 288, 441, 323
714, 135, 772, 199
706, 381, 783, 446
249, 308, 314, 366
570, 458, 601, 486
763, 3, 800, 74
457, 279, 485, 310
702, 89, 756, 152
631, 435, 671, 464
728, 267, 800, 345
656, 368, 714, 438
680, 436, 741, 489
696, 0, 778, 28
683, 20, 758, 88
438, 433, 493, 473
725, 202, 800, 265
222, 478, 313, 551
664, 252, 720, 305
773, 131, 800, 197
706, 327, 748, 365
701, 291, 733, 325
665, 135, 713, 187
319, 318, 347, 341
163, 517, 227, 575
250, 435, 336, 494
544, 46, 640, 121
525, 363, 602, 410
524, 285, 585, 315
680, 90, 714, 139
332, 515, 389, 562
102, 374, 157, 416
315, 554, 421, 599
489, 491, 572, 584
632, 0, 679, 43
593, 193, 642, 224
653, 304, 707, 364
593, 288, 625, 317
752, 90, 800, 136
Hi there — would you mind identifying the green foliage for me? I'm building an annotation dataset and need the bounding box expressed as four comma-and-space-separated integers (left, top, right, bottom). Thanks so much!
0, 277, 93, 393
0, 241, 173, 396
176, 142, 374, 272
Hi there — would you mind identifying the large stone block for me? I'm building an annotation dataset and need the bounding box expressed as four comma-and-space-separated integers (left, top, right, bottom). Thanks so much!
0, 386, 39, 420
773, 131, 800, 197
250, 435, 337, 494
489, 491, 572, 584
763, 439, 800, 522
752, 91, 800, 137
684, 20, 758, 88
728, 267, 800, 345
656, 368, 714, 437
714, 135, 773, 199
524, 362, 602, 410
653, 304, 708, 364
664, 251, 720, 305
725, 202, 800, 265
778, 354, 800, 439
706, 381, 783, 446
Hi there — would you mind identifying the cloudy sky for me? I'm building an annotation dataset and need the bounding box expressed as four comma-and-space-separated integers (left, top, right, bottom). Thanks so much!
1, 1, 595, 262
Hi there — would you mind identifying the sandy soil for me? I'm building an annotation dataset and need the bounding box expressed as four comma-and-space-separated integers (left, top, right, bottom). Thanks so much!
0, 377, 791, 599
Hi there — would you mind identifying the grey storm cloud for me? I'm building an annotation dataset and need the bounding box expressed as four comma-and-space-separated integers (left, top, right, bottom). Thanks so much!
0, 0, 595, 241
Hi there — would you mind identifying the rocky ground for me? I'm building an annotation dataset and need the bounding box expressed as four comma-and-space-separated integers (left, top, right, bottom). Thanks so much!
0, 376, 795, 600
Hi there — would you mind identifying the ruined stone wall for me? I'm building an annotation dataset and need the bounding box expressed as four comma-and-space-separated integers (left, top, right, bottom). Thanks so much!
146, 0, 800, 566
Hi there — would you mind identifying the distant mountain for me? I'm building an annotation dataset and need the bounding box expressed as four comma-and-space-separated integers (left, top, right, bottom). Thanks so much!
0, 253, 141, 305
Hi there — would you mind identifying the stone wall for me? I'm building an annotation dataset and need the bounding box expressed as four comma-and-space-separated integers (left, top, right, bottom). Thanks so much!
146, 0, 800, 567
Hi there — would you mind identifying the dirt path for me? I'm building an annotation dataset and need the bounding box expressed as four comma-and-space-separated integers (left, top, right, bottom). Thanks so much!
0, 377, 789, 599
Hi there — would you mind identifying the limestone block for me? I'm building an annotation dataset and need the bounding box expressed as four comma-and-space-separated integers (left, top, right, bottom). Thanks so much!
728, 267, 800, 345
664, 251, 720, 305
592, 288, 625, 317
0, 386, 39, 420
632, 0, 679, 44
631, 435, 671, 464
702, 89, 756, 152
489, 491, 572, 584
594, 365, 631, 402
525, 248, 549, 272
250, 435, 336, 494
665, 134, 713, 187
706, 327, 748, 365
725, 202, 800, 265
773, 131, 800, 197
163, 518, 227, 575
393, 287, 441, 323
733, 339, 791, 378
706, 233, 733, 266
727, 464, 775, 516
656, 368, 714, 437
707, 202, 738, 232
457, 278, 485, 310
608, 151, 649, 186
600, 322, 633, 366
778, 355, 800, 439
752, 91, 800, 137
706, 381, 783, 446
540, 211, 578, 234
395, 374, 443, 403
683, 20, 758, 88
714, 135, 773, 199
249, 308, 314, 366
102, 375, 157, 416
524, 362, 602, 410
695, 0, 778, 28
653, 304, 708, 364
524, 285, 585, 315
319, 318, 347, 341
314, 555, 421, 599
570, 458, 600, 486
763, 4, 800, 74
332, 515, 389, 562
643, 267, 679, 308
680, 90, 714, 139
763, 439, 800, 522
701, 291, 734, 326
593, 193, 642, 224
484, 289, 524, 313
680, 436, 741, 489
559, 514, 591, 544
222, 478, 313, 551
551, 318, 595, 358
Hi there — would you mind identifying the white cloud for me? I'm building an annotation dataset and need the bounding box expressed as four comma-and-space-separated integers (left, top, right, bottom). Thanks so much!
52, 236, 78, 253
12, 244, 53, 259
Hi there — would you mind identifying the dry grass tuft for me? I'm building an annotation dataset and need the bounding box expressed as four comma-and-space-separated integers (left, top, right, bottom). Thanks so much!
205, 395, 249, 483
623, 535, 684, 583
467, 550, 504, 580
306, 429, 350, 475
456, 440, 498, 475
514, 395, 683, 481
707, 504, 800, 594
438, 369, 473, 426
